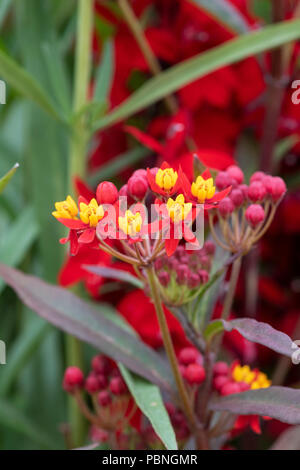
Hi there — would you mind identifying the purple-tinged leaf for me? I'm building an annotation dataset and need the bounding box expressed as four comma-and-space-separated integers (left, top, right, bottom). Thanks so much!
271, 425, 300, 450
221, 318, 299, 359
210, 387, 300, 424
83, 265, 143, 289
0, 263, 173, 392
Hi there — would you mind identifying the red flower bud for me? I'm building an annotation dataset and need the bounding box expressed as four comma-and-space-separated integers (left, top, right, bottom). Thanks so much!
119, 184, 129, 198
250, 171, 266, 184
198, 269, 209, 284
239, 381, 250, 392
226, 165, 244, 184
85, 374, 106, 394
91, 355, 111, 375
204, 240, 216, 255
267, 176, 287, 202
230, 188, 244, 207
213, 375, 229, 392
218, 197, 235, 217
63, 366, 84, 393
245, 204, 265, 228
176, 265, 189, 284
133, 169, 147, 179
184, 363, 206, 385
188, 272, 200, 289
220, 382, 241, 396
248, 181, 267, 202
98, 390, 112, 407
109, 377, 128, 396
178, 347, 199, 365
158, 271, 170, 287
128, 175, 149, 200
96, 182, 118, 205
239, 184, 249, 198
213, 361, 229, 376
215, 171, 232, 190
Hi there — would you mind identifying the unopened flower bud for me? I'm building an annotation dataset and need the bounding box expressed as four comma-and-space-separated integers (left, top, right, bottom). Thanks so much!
230, 188, 244, 207
96, 182, 118, 205
128, 175, 149, 200
215, 171, 232, 190
245, 204, 265, 228
154, 258, 164, 271
218, 197, 235, 217
248, 181, 267, 202
239, 184, 249, 198
250, 171, 265, 184
220, 382, 241, 396
188, 273, 200, 289
176, 265, 189, 285
178, 348, 199, 365
63, 367, 84, 393
85, 373, 107, 394
213, 375, 229, 392
204, 240, 216, 255
109, 377, 128, 396
158, 271, 170, 287
133, 169, 147, 178
92, 355, 111, 375
184, 363, 206, 385
267, 176, 287, 202
198, 269, 209, 284
98, 390, 112, 407
213, 362, 229, 376
226, 165, 244, 184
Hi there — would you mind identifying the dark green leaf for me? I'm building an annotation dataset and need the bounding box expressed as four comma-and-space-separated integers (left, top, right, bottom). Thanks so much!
0, 264, 174, 392
84, 265, 143, 289
93, 20, 300, 132
119, 365, 178, 450
192, 0, 250, 34
210, 386, 300, 424
0, 163, 19, 194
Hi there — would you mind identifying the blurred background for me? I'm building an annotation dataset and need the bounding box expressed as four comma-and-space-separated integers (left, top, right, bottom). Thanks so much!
0, 0, 300, 450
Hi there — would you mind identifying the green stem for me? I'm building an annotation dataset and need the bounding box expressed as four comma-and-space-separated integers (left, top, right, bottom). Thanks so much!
146, 266, 199, 436
66, 0, 94, 448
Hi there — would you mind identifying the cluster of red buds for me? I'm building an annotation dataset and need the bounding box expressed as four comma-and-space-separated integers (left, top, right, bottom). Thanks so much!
210, 166, 287, 253
154, 241, 215, 306
62, 355, 145, 449
209, 360, 271, 438
178, 347, 206, 386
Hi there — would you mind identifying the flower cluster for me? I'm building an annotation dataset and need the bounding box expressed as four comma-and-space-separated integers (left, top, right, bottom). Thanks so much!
154, 242, 215, 305
209, 166, 287, 253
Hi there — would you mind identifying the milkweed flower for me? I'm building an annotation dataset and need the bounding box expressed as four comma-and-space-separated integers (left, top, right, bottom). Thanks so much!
182, 168, 232, 208
147, 161, 182, 197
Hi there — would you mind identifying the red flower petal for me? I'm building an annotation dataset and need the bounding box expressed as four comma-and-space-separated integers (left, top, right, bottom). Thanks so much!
57, 218, 87, 230
125, 125, 164, 154
78, 228, 96, 244
165, 237, 180, 257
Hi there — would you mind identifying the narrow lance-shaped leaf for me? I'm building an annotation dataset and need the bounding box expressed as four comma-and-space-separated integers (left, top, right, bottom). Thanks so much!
84, 265, 144, 289
0, 49, 62, 121
192, 0, 250, 35
93, 20, 300, 132
221, 318, 300, 359
210, 386, 300, 425
94, 40, 114, 105
0, 163, 19, 194
0, 264, 174, 392
119, 365, 178, 450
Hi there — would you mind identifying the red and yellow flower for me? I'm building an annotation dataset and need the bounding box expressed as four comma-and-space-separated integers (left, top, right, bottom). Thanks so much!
147, 161, 182, 197
182, 168, 232, 208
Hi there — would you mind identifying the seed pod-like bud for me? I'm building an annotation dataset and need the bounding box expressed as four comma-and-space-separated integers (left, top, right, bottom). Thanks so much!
98, 390, 112, 408
215, 171, 232, 190
218, 197, 235, 217
184, 363, 206, 385
226, 165, 244, 184
230, 188, 244, 207
128, 175, 149, 200
178, 348, 199, 365
248, 181, 267, 202
109, 377, 128, 396
158, 271, 170, 287
96, 182, 118, 205
245, 204, 265, 228
63, 367, 84, 393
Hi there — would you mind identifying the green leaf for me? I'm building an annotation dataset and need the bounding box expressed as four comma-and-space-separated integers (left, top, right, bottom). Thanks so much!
210, 386, 300, 425
0, 398, 58, 449
0, 264, 174, 392
89, 147, 150, 185
0, 317, 49, 396
0, 207, 39, 294
192, 0, 250, 34
0, 163, 19, 194
84, 265, 143, 289
0, 48, 62, 121
94, 40, 114, 105
93, 19, 300, 132
203, 320, 224, 342
119, 365, 178, 450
